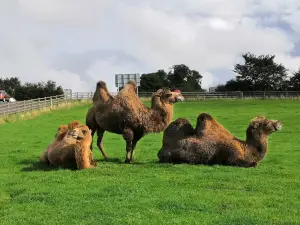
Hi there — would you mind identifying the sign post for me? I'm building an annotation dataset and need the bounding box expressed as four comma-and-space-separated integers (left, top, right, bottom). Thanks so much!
115, 73, 141, 96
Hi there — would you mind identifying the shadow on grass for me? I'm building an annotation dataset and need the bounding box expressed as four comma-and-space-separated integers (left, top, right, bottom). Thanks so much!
96, 157, 123, 164
19, 159, 60, 172
96, 157, 161, 166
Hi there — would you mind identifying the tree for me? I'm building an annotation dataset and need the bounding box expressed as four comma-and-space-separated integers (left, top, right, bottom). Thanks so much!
0, 77, 21, 96
288, 67, 300, 91
167, 64, 203, 91
140, 65, 203, 92
233, 52, 288, 91
140, 70, 168, 92
215, 79, 253, 92
14, 80, 64, 100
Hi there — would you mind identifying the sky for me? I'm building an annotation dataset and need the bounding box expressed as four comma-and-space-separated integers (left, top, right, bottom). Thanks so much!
1, 0, 300, 92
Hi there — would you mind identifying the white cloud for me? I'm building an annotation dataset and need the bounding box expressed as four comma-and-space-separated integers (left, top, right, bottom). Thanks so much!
0, 0, 300, 92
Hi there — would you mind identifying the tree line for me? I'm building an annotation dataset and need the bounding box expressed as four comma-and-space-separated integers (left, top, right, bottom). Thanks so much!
1, 52, 299, 100
0, 78, 64, 101
139, 52, 300, 92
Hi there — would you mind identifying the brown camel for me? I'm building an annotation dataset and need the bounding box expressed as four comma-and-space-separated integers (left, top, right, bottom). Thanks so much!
40, 122, 96, 169
157, 113, 282, 167
86, 80, 183, 161
93, 80, 180, 163
39, 120, 81, 164
40, 124, 69, 165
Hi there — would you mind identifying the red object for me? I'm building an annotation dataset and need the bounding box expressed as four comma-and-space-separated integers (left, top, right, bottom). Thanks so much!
0, 90, 9, 101
173, 89, 181, 93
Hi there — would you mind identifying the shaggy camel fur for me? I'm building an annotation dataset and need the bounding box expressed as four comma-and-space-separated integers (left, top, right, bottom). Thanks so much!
92, 81, 114, 103
86, 80, 138, 159
86, 81, 114, 159
39, 124, 69, 165
158, 113, 282, 167
40, 121, 96, 169
39, 120, 82, 164
195, 113, 234, 139
93, 81, 179, 163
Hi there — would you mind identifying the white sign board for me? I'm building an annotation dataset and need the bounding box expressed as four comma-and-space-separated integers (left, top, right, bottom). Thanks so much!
115, 73, 140, 88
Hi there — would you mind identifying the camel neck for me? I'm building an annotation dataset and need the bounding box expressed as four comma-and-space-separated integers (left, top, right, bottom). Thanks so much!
144, 104, 173, 133
245, 131, 268, 162
75, 140, 91, 169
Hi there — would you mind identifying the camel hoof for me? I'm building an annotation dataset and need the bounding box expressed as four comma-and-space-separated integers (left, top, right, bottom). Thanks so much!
124, 159, 131, 164
124, 158, 134, 163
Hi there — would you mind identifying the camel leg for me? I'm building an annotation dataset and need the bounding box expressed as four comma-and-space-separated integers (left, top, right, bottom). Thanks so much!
130, 134, 143, 162
122, 128, 134, 163
96, 129, 109, 160
90, 128, 96, 151
40, 146, 50, 165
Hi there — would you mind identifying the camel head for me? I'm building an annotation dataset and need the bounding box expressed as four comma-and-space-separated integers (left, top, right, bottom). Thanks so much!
68, 125, 92, 143
68, 120, 82, 130
248, 116, 282, 135
152, 88, 177, 106
171, 91, 184, 102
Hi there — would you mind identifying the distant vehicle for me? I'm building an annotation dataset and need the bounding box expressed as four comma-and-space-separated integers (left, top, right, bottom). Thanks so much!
8, 97, 16, 102
171, 89, 185, 102
0, 90, 10, 102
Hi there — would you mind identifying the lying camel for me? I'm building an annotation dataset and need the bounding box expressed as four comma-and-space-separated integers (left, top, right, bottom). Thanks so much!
158, 113, 282, 167
40, 121, 96, 169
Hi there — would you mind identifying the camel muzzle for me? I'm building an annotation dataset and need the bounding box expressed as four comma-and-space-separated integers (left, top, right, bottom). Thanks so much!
274, 121, 282, 131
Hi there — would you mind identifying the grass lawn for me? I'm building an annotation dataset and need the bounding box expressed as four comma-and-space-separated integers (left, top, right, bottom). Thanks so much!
0, 100, 299, 225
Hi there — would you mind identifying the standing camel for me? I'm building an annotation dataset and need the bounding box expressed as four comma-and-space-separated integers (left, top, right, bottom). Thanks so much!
93, 81, 180, 163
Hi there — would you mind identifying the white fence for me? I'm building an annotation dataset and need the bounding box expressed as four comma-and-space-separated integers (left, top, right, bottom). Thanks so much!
0, 93, 94, 116
1, 91, 299, 116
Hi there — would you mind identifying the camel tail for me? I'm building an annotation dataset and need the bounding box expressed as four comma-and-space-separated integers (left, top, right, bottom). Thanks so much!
198, 113, 213, 121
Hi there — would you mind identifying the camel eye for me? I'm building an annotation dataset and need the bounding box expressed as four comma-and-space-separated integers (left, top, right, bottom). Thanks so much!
82, 130, 87, 135
165, 93, 172, 98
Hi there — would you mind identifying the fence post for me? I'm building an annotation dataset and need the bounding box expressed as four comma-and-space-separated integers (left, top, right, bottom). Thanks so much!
31, 100, 33, 111
23, 100, 25, 113
38, 98, 40, 109
50, 96, 53, 108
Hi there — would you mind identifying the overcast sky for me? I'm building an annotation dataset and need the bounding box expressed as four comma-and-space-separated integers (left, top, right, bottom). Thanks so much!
1, 0, 300, 92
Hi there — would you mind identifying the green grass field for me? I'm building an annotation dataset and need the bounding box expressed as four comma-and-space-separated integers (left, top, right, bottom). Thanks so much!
0, 100, 299, 225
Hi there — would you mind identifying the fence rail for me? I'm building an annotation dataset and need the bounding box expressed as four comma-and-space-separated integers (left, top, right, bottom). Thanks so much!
137, 91, 300, 99
1, 91, 299, 116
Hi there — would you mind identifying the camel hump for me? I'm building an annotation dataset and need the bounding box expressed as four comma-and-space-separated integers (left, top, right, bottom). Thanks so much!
96, 81, 108, 90
127, 80, 136, 86
126, 80, 137, 89
198, 113, 213, 121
